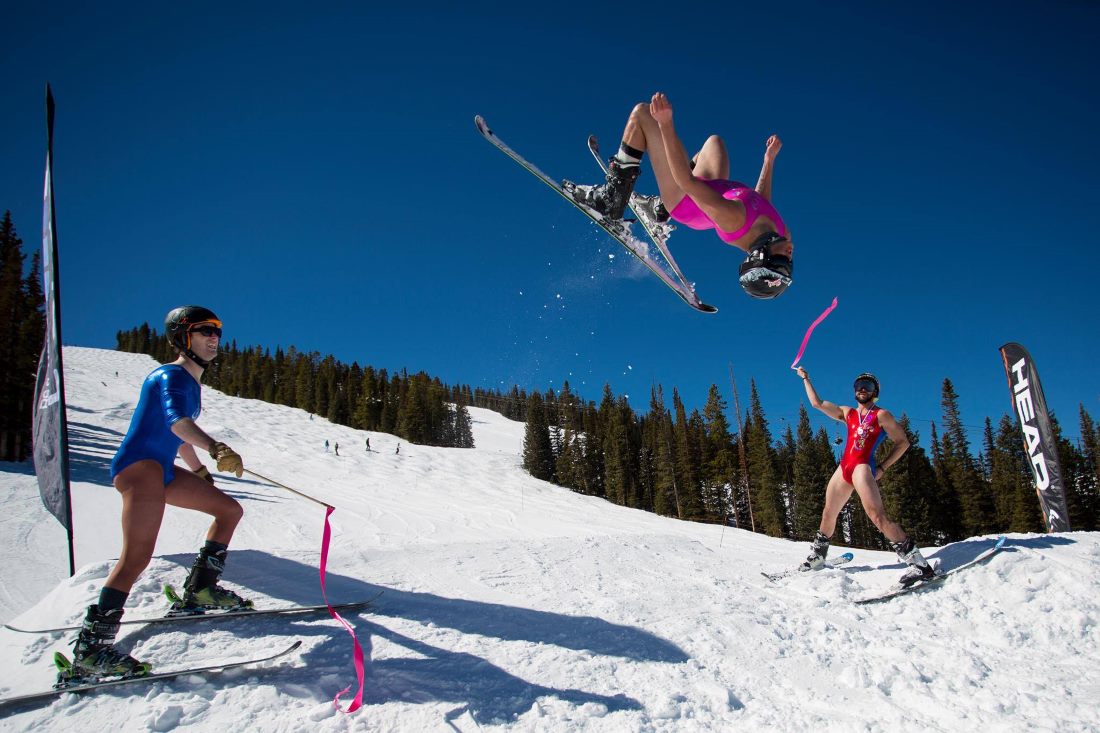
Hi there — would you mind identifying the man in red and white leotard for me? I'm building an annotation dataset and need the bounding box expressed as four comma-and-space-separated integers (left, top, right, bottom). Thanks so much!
795, 367, 936, 587
563, 92, 794, 299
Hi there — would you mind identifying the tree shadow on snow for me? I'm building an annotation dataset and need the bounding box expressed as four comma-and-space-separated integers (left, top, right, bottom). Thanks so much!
160, 550, 674, 722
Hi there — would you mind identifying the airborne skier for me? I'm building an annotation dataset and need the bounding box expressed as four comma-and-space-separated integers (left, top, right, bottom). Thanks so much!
795, 367, 936, 587
67, 306, 250, 682
563, 92, 794, 300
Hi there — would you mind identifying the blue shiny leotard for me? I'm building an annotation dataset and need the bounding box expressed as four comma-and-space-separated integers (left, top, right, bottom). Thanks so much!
110, 365, 201, 484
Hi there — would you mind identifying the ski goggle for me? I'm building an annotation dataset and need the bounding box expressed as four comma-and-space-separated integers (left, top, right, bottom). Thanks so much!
189, 323, 223, 338
853, 379, 877, 393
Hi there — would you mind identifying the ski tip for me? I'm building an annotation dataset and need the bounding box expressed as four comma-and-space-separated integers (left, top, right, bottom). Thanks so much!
474, 115, 490, 135
698, 303, 718, 313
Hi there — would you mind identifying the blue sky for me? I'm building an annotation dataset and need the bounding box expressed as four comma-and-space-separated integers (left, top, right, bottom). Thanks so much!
3, 2, 1098, 448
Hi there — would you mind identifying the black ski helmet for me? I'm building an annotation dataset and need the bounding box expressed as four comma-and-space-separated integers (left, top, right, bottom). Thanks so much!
853, 372, 880, 400
165, 305, 221, 368
739, 231, 793, 299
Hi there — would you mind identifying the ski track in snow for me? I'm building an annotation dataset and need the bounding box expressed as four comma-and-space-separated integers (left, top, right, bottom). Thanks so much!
0, 347, 1098, 731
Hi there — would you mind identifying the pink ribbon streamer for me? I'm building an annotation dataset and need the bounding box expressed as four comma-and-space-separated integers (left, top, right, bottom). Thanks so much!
319, 505, 366, 713
790, 297, 838, 368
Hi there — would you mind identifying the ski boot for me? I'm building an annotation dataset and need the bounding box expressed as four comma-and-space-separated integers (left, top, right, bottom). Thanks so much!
632, 193, 676, 245
562, 158, 641, 221
633, 193, 670, 225
799, 531, 831, 572
892, 537, 936, 587
170, 545, 254, 615
57, 605, 151, 686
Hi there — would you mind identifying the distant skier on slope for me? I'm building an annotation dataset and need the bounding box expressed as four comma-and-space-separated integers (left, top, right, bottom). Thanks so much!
795, 368, 936, 586
563, 92, 794, 299
70, 306, 250, 680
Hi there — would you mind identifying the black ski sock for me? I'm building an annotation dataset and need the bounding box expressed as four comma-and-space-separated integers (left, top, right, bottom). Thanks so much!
98, 586, 128, 613
202, 540, 229, 555
615, 142, 644, 167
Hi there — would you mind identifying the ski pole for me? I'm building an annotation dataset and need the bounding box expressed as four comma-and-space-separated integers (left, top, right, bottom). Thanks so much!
243, 469, 333, 509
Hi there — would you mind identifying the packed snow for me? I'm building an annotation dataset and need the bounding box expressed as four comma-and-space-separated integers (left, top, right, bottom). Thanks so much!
0, 347, 1097, 731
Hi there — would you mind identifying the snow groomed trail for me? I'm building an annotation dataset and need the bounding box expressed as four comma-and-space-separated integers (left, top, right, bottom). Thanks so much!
0, 347, 1097, 731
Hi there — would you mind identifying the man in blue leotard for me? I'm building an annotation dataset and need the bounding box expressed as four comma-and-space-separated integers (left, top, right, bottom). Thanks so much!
68, 306, 249, 681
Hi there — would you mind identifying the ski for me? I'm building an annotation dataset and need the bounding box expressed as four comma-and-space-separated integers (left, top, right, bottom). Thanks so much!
855, 535, 1006, 605
4, 591, 382, 634
587, 135, 694, 292
761, 552, 855, 582
0, 641, 302, 710
474, 115, 717, 314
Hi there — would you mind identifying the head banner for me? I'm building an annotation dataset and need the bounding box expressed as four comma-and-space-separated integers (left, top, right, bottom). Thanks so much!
998, 342, 1070, 532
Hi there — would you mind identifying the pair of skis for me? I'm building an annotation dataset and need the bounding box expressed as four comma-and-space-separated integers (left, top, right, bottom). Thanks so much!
474, 116, 716, 313
762, 537, 1007, 605
854, 535, 1006, 604
0, 592, 381, 709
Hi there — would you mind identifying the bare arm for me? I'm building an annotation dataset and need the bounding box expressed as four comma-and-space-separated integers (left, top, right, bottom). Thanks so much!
171, 417, 217, 454
795, 367, 844, 421
755, 135, 782, 201
177, 442, 204, 471
874, 409, 911, 476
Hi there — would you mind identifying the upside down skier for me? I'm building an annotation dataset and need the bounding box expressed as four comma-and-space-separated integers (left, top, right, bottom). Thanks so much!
69, 306, 250, 680
564, 92, 794, 299
795, 367, 937, 586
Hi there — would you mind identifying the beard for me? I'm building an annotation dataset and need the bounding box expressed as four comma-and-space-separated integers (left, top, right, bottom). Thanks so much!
855, 394, 875, 405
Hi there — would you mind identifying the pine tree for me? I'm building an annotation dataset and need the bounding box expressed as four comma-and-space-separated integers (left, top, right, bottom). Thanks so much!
939, 378, 996, 537
928, 421, 964, 542
646, 385, 678, 517
792, 405, 830, 540
453, 398, 475, 449
744, 380, 785, 536
1079, 405, 1100, 526
701, 385, 737, 521
671, 389, 703, 518
522, 392, 555, 481
554, 381, 580, 490
0, 212, 35, 460
990, 414, 1044, 532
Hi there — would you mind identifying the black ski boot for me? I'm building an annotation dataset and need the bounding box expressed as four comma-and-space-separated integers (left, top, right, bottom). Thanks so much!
64, 605, 151, 682
892, 537, 936, 587
172, 545, 253, 614
562, 159, 641, 220
799, 531, 831, 572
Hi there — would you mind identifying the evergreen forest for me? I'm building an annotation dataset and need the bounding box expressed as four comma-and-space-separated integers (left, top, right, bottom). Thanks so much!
2, 209, 1098, 550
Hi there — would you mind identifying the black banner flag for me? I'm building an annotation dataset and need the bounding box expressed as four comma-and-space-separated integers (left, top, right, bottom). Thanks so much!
32, 85, 76, 575
999, 342, 1070, 532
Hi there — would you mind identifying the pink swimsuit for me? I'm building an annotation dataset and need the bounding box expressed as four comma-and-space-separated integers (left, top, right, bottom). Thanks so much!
669, 179, 788, 243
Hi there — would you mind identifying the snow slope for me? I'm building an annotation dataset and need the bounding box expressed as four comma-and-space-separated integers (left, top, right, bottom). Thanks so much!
0, 347, 1097, 731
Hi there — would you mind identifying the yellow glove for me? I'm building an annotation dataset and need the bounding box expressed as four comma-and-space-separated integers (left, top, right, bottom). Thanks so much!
194, 465, 216, 484
208, 441, 243, 478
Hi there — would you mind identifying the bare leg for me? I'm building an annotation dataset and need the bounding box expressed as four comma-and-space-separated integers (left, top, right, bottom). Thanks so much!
850, 464, 906, 543
619, 102, 691, 211
104, 460, 168, 593
165, 468, 244, 545
689, 135, 730, 181
818, 465, 854, 538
